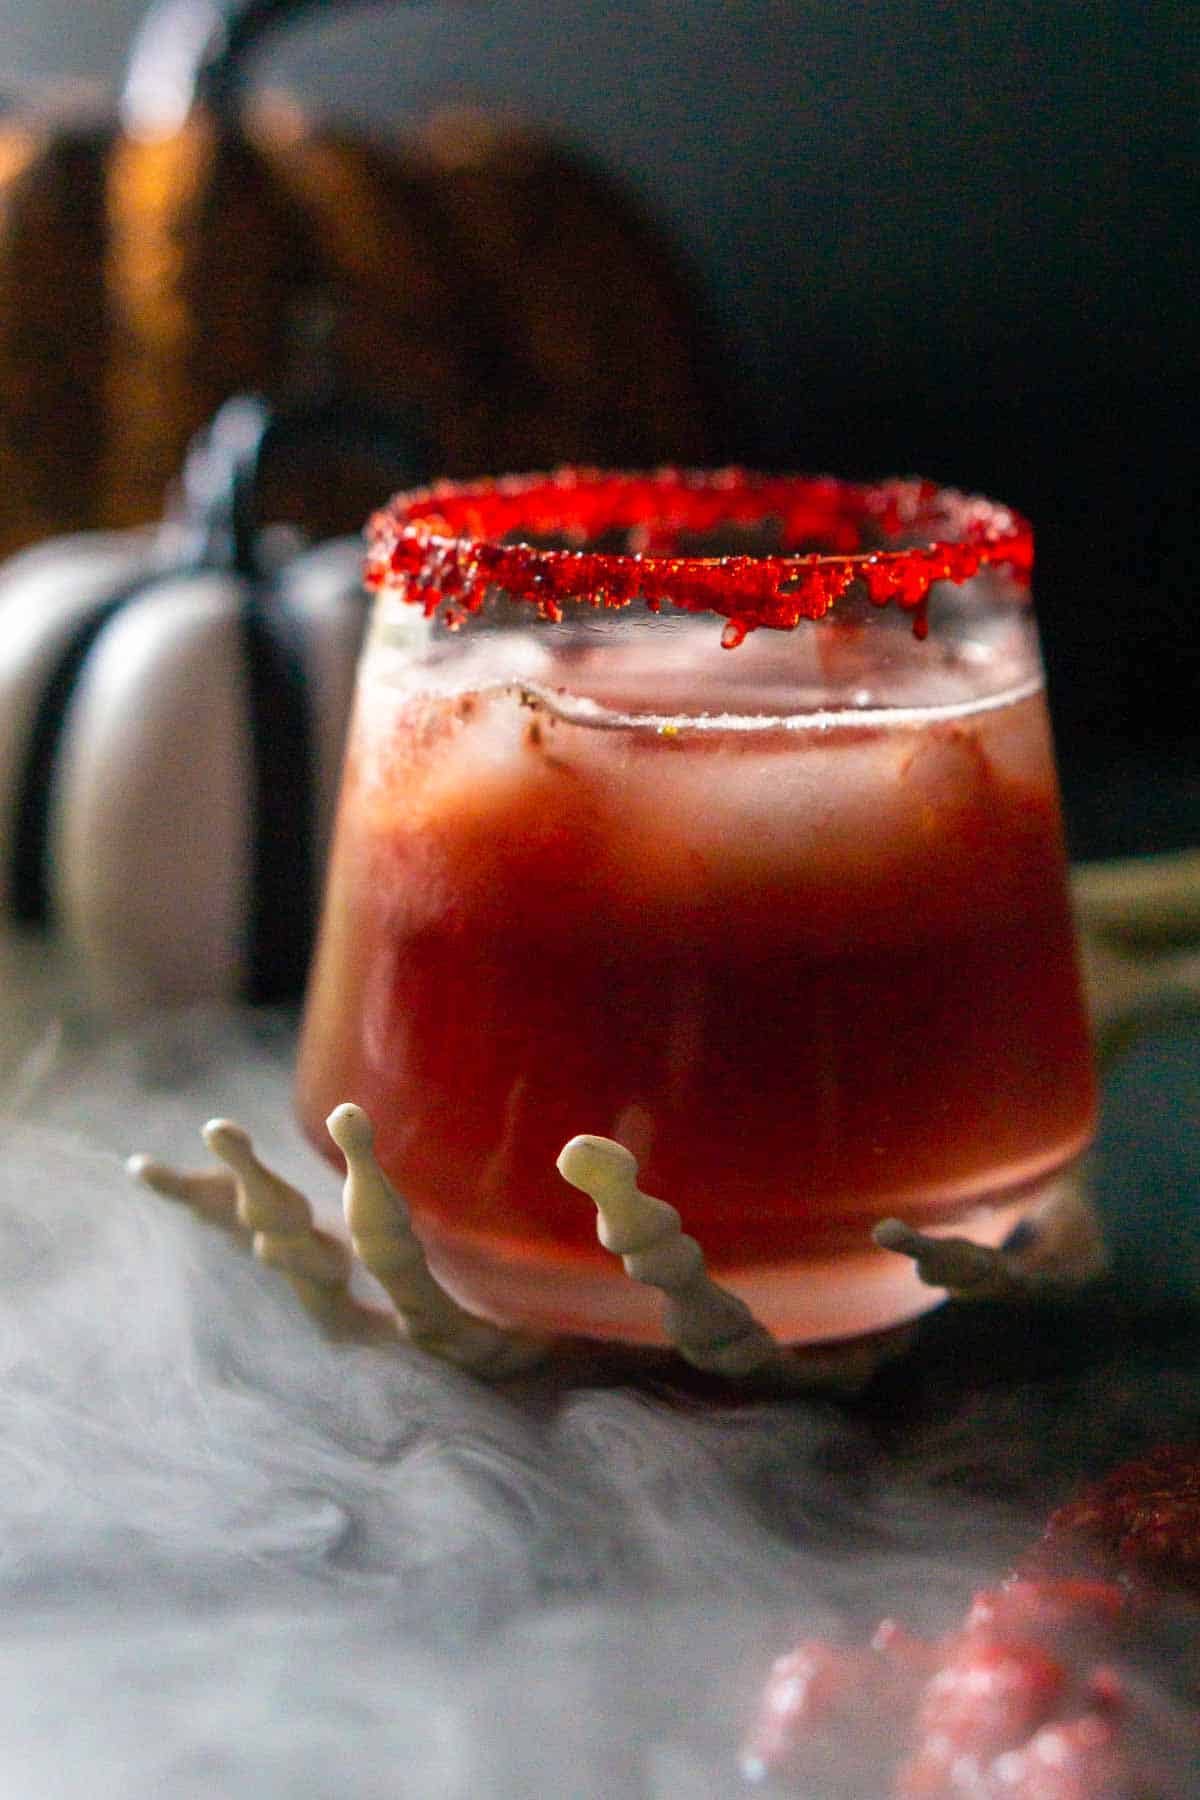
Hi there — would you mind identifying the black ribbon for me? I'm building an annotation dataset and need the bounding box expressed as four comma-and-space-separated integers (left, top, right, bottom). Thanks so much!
239, 578, 320, 1005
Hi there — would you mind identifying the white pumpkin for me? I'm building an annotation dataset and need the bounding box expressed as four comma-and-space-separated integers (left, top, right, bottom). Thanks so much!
0, 395, 426, 1009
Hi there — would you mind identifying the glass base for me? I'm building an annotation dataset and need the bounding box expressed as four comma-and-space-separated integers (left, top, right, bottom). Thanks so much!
413, 1187, 1049, 1349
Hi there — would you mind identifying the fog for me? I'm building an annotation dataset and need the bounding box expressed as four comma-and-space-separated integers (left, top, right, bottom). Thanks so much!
0, 968, 1196, 1795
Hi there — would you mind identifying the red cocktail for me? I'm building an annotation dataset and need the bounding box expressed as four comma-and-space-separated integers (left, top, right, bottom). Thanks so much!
296, 472, 1095, 1343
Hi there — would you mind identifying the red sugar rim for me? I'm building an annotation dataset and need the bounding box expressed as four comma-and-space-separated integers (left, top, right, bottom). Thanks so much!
365, 468, 1033, 647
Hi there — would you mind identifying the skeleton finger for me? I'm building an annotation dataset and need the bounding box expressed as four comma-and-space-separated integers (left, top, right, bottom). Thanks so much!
200, 1118, 390, 1342
327, 1103, 546, 1376
556, 1133, 786, 1379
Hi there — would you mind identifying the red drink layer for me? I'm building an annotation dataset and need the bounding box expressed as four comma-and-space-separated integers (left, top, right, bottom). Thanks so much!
297, 603, 1096, 1345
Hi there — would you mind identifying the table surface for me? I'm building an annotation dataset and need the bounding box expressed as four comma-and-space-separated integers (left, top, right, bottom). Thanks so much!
0, 926, 1197, 1798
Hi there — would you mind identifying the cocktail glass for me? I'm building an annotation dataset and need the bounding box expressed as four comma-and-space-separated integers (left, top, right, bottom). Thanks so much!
296, 470, 1096, 1346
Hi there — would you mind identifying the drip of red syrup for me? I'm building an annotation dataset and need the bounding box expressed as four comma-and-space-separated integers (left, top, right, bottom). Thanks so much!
365, 469, 1034, 644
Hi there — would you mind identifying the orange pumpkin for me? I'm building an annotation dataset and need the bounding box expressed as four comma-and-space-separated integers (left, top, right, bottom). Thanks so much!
0, 0, 723, 559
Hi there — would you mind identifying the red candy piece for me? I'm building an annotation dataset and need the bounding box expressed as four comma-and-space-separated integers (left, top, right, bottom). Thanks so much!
741, 1631, 933, 1788
905, 1635, 1068, 1764
743, 1446, 1200, 1798
1030, 1445, 1200, 1598
365, 468, 1033, 644
964, 1579, 1129, 1639
741, 1639, 878, 1770
984, 1713, 1134, 1800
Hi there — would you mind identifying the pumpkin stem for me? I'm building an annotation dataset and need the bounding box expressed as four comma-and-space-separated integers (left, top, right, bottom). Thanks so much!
122, 0, 402, 136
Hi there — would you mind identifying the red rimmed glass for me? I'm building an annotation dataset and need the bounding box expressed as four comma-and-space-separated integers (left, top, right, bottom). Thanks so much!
296, 470, 1095, 1345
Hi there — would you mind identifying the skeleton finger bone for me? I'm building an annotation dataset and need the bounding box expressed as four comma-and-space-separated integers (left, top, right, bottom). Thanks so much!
556, 1134, 786, 1378
126, 1154, 246, 1237
129, 1125, 384, 1338
872, 1218, 1030, 1301
198, 1119, 389, 1340
873, 1170, 1107, 1303
327, 1104, 546, 1377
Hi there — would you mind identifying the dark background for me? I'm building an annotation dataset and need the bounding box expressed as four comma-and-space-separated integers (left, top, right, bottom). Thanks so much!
4, 0, 1197, 855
